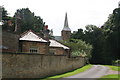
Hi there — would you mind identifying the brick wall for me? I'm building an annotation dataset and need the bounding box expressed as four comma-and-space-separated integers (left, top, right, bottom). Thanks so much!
2, 53, 86, 78
49, 47, 67, 55
2, 31, 19, 52
20, 41, 49, 54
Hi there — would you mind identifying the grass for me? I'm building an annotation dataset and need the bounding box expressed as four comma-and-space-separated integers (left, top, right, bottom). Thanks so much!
104, 65, 120, 71
41, 64, 92, 80
101, 74, 120, 78
98, 74, 120, 80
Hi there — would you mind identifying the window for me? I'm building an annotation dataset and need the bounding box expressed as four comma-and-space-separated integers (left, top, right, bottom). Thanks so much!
49, 49, 56, 54
30, 47, 38, 53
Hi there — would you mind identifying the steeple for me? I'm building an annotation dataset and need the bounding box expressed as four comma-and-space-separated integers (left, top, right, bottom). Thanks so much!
61, 13, 71, 40
62, 12, 71, 31
118, 1, 120, 8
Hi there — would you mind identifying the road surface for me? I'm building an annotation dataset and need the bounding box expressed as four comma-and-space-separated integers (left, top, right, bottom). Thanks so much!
59, 65, 109, 80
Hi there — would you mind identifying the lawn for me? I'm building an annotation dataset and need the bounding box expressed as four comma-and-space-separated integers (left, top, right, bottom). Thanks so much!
41, 64, 92, 80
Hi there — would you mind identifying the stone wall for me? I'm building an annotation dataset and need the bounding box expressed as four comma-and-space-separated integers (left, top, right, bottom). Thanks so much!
61, 30, 71, 40
2, 53, 86, 78
20, 41, 49, 54
2, 31, 19, 52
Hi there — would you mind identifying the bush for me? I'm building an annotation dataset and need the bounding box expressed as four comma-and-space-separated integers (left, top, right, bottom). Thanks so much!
61, 39, 93, 61
112, 59, 120, 66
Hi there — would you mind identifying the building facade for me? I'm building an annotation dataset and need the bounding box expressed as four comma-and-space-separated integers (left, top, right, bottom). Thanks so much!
49, 39, 70, 56
19, 30, 49, 54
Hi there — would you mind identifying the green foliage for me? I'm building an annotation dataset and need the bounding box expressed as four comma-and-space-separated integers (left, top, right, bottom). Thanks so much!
71, 29, 84, 40
99, 74, 120, 79
62, 39, 92, 59
2, 7, 9, 20
71, 8, 120, 64
71, 25, 107, 64
1, 6, 14, 31
102, 8, 120, 63
14, 8, 44, 34
112, 59, 120, 66
84, 25, 107, 64
1, 7, 45, 34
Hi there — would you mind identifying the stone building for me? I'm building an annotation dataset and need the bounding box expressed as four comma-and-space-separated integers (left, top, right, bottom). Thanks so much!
2, 13, 71, 56
19, 29, 71, 55
2, 30, 19, 53
49, 39, 70, 56
55, 13, 71, 41
118, 1, 120, 8
19, 30, 49, 54
61, 13, 71, 40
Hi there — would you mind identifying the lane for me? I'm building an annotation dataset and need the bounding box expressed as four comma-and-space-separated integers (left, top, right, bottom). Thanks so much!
59, 65, 109, 80
67, 65, 108, 78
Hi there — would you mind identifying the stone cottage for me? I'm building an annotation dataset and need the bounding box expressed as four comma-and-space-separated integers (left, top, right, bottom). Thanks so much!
49, 39, 70, 56
19, 30, 49, 54
19, 30, 71, 56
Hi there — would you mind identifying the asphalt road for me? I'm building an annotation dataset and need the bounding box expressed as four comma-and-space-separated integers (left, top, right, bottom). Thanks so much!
59, 65, 109, 80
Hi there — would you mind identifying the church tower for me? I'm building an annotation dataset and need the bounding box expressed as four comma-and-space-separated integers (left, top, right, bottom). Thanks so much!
118, 1, 120, 8
61, 13, 71, 40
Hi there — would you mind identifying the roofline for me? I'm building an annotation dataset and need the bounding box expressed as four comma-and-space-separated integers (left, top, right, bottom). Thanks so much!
49, 46, 69, 50
20, 29, 49, 42
20, 29, 44, 38
49, 39, 71, 49
20, 30, 31, 38
19, 40, 49, 43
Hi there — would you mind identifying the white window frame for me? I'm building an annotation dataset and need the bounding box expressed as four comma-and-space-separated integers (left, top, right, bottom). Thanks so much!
29, 47, 38, 53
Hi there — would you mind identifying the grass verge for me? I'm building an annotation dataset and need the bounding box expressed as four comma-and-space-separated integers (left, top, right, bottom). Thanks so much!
98, 74, 120, 80
98, 65, 120, 80
42, 64, 92, 80
104, 65, 120, 71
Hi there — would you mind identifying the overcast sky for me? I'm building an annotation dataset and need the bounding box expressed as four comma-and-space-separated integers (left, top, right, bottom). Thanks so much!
1, 0, 119, 36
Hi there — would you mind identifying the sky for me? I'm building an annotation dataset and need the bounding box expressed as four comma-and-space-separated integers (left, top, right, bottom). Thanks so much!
1, 0, 120, 36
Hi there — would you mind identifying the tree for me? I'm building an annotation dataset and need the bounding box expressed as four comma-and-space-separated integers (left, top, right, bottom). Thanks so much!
71, 25, 108, 64
13, 8, 44, 34
61, 39, 92, 62
2, 6, 9, 21
71, 7, 120, 64
103, 8, 120, 62
71, 28, 84, 40
1, 6, 13, 31
84, 25, 107, 64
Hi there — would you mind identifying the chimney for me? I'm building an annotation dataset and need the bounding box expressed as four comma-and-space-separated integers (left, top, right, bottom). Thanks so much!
43, 25, 49, 41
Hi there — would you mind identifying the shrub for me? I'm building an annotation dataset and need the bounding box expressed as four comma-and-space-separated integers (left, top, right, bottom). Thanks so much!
61, 39, 93, 62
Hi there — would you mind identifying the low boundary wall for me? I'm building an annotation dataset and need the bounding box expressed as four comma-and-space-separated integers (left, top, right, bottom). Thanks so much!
2, 53, 86, 78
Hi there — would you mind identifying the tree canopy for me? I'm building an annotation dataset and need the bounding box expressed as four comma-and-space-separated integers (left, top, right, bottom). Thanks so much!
2, 7, 45, 34
13, 8, 44, 34
103, 8, 120, 62
61, 39, 92, 63
71, 8, 120, 64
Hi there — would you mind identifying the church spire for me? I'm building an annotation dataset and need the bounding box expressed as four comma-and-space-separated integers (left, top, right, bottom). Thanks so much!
118, 1, 120, 8
62, 12, 71, 31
